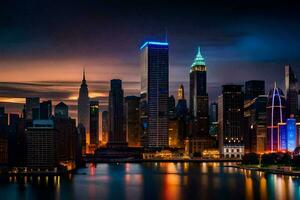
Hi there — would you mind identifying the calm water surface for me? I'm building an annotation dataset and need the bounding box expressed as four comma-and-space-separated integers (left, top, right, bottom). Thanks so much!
0, 162, 300, 200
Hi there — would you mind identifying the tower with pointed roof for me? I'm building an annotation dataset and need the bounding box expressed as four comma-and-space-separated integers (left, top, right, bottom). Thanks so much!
189, 47, 209, 137
78, 67, 90, 150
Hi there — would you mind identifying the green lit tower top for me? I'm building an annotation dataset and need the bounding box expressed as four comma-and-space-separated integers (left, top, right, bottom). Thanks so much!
190, 47, 206, 73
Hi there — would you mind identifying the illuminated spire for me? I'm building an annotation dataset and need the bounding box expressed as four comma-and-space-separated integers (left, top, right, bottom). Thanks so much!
191, 46, 206, 67
83, 66, 86, 81
81, 66, 87, 85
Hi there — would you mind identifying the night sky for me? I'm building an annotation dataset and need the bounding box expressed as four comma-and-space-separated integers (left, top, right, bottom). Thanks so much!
1, 0, 300, 118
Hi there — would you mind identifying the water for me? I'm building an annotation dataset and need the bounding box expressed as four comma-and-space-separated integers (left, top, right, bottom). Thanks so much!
1, 162, 300, 200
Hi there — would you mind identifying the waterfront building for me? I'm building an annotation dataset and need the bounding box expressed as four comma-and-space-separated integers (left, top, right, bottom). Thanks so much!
77, 68, 90, 142
108, 79, 126, 147
25, 97, 40, 120
26, 120, 58, 168
140, 41, 169, 148
185, 137, 217, 157
218, 85, 244, 158
285, 65, 298, 117
40, 100, 52, 119
102, 111, 109, 144
245, 80, 265, 102
190, 47, 209, 138
244, 95, 268, 153
266, 83, 286, 151
55, 102, 69, 119
89, 101, 99, 150
125, 96, 140, 147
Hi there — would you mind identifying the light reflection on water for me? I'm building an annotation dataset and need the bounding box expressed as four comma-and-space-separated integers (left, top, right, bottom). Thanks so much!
0, 162, 300, 200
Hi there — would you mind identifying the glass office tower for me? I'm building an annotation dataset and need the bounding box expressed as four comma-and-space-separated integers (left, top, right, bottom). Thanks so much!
140, 41, 169, 148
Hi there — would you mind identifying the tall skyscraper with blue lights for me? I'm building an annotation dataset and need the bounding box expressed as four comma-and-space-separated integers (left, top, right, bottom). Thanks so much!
140, 41, 169, 148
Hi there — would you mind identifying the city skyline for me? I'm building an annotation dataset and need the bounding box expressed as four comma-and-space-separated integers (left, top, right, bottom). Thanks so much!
1, 1, 300, 119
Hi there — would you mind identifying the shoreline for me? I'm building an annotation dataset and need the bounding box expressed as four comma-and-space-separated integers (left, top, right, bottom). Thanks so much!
229, 165, 300, 177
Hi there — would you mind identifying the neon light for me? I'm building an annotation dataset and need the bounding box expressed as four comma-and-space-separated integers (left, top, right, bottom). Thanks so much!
140, 41, 169, 50
191, 46, 206, 67
270, 84, 285, 151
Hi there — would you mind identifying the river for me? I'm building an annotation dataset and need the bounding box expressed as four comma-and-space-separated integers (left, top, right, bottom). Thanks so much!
0, 162, 299, 200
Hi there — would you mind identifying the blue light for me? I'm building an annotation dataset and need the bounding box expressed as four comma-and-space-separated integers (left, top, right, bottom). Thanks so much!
287, 118, 296, 152
140, 41, 169, 50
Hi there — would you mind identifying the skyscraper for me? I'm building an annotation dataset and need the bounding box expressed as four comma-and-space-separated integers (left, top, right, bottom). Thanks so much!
54, 117, 77, 162
108, 79, 126, 147
25, 97, 40, 120
40, 100, 52, 119
266, 83, 286, 151
244, 95, 268, 153
245, 80, 265, 102
178, 84, 185, 100
102, 111, 109, 144
77, 68, 90, 139
285, 65, 298, 117
218, 85, 244, 158
55, 102, 69, 119
26, 120, 58, 168
176, 84, 188, 146
190, 47, 209, 138
125, 96, 140, 147
90, 100, 99, 147
140, 41, 169, 148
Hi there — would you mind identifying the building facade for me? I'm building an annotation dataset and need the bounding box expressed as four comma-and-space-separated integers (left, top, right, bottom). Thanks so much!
218, 85, 244, 158
108, 79, 126, 147
125, 96, 140, 147
140, 41, 169, 148
26, 120, 58, 168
